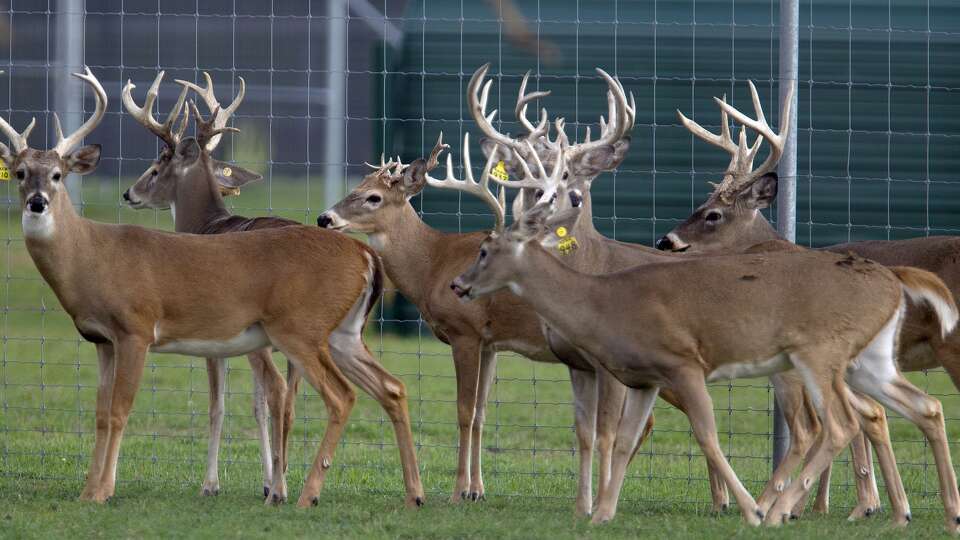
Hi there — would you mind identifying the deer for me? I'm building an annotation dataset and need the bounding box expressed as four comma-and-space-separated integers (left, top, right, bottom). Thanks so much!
657, 80, 960, 518
5, 67, 423, 509
469, 65, 893, 521
120, 71, 307, 498
318, 128, 664, 514
449, 142, 960, 532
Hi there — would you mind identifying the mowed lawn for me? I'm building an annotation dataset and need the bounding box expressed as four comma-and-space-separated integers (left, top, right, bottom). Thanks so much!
2, 179, 960, 539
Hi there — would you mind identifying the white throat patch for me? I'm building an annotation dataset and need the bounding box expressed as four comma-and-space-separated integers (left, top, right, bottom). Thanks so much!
22, 209, 56, 240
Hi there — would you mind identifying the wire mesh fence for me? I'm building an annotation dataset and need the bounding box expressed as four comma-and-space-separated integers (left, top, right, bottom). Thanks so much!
2, 0, 959, 512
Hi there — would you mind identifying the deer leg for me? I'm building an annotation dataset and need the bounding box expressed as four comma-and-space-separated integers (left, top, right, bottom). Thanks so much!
328, 328, 424, 508
201, 358, 227, 497
248, 347, 285, 498
667, 369, 762, 526
449, 337, 483, 503
845, 389, 907, 524
93, 337, 149, 502
757, 373, 820, 517
568, 368, 598, 517
80, 342, 115, 501
594, 368, 627, 511
659, 387, 727, 513
280, 360, 301, 480
765, 368, 860, 526
465, 348, 497, 501
591, 386, 659, 524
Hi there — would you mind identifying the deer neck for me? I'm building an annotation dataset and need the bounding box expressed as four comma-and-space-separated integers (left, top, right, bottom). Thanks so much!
22, 197, 92, 313
743, 210, 783, 247
172, 161, 232, 233
368, 202, 443, 306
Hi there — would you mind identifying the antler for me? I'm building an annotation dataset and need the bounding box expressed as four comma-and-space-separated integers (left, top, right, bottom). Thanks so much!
122, 71, 190, 149
188, 100, 241, 150
426, 131, 507, 233
0, 115, 35, 155
515, 70, 551, 140
678, 80, 794, 202
175, 72, 246, 152
468, 63, 528, 156
53, 67, 108, 156
564, 69, 632, 162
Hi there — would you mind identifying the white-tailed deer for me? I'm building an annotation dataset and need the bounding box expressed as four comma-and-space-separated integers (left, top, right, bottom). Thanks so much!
318, 131, 656, 513
120, 71, 295, 498
660, 80, 960, 518
6, 68, 423, 508
451, 151, 960, 531
485, 125, 913, 524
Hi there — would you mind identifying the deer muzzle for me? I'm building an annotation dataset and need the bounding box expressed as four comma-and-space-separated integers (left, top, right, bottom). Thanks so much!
26, 194, 48, 214
450, 278, 472, 300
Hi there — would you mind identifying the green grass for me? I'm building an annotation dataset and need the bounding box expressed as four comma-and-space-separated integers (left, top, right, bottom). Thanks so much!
2, 179, 960, 538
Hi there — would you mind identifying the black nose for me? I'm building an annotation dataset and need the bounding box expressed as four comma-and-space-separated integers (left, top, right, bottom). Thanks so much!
28, 195, 47, 214
655, 235, 673, 251
122, 189, 131, 202
317, 214, 332, 228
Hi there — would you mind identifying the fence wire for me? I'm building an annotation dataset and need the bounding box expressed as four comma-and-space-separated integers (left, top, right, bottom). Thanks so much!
1, 0, 959, 512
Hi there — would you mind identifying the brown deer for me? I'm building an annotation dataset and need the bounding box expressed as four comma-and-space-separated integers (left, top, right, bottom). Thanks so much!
318, 129, 660, 513
120, 71, 307, 498
484, 126, 911, 524
658, 80, 960, 518
6, 68, 423, 508
450, 148, 960, 531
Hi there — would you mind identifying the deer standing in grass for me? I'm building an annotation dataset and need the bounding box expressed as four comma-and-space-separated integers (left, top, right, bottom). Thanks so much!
450, 144, 960, 531
121, 71, 295, 498
657, 80, 960, 519
7, 68, 423, 508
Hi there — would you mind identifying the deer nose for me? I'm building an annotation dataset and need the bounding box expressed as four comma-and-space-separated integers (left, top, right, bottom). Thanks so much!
122, 189, 132, 202
655, 235, 673, 251
27, 195, 48, 214
317, 213, 333, 228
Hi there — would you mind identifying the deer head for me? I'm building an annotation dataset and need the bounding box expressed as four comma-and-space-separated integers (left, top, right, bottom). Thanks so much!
2, 68, 105, 239
122, 72, 259, 210
318, 132, 505, 235
656, 81, 793, 253
451, 202, 581, 301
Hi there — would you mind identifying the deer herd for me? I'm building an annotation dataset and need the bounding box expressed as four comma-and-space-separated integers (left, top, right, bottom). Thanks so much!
5, 65, 960, 532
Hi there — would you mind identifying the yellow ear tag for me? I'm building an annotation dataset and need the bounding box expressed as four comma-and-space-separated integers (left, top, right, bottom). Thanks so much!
0, 159, 9, 181
221, 166, 233, 177
491, 160, 509, 182
557, 236, 579, 255
555, 226, 567, 238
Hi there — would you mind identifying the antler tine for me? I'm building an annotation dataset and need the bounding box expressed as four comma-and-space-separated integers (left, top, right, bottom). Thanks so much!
53, 67, 107, 156
122, 71, 188, 149
425, 132, 506, 232
426, 132, 449, 171
713, 80, 794, 183
0, 115, 35, 155
565, 68, 628, 160
515, 70, 551, 138
468, 63, 524, 153
175, 72, 246, 152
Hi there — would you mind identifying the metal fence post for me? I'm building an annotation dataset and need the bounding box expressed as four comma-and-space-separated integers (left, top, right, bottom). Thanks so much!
55, 0, 84, 210
773, 0, 800, 469
324, 0, 347, 208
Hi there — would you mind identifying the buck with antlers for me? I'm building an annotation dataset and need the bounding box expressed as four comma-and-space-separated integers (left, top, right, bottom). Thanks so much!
658, 80, 960, 518
7, 68, 423, 508
121, 71, 304, 498
450, 139, 960, 531
318, 128, 660, 513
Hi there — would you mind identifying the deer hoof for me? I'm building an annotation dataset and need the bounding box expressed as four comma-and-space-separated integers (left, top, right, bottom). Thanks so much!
311, 497, 319, 507
416, 497, 424, 507
263, 486, 270, 499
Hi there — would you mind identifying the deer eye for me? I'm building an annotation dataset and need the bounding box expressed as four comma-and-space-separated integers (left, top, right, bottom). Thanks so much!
569, 192, 582, 207
562, 172, 569, 179
16, 169, 25, 180
535, 189, 545, 199
151, 169, 158, 176
52, 172, 62, 181
479, 248, 487, 259
365, 194, 382, 204
705, 210, 723, 224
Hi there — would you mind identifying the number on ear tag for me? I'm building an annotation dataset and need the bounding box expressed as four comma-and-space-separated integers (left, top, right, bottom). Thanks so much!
0, 159, 10, 181
557, 236, 579, 255
491, 160, 509, 182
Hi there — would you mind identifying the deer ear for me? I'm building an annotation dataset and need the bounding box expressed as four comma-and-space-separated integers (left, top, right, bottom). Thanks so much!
480, 137, 526, 180
211, 159, 262, 191
741, 172, 778, 209
399, 158, 427, 195
175, 138, 202, 167
567, 139, 630, 178
539, 207, 582, 249
0, 142, 14, 166
65, 144, 102, 176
